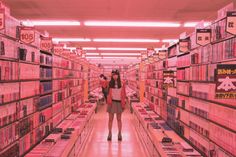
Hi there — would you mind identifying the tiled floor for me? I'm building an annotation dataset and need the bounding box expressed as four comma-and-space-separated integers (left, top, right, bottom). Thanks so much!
78, 104, 148, 157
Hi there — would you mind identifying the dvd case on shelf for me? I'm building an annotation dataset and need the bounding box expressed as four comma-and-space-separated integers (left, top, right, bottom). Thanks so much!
0, 142, 19, 157
0, 37, 18, 59
38, 95, 52, 110
0, 82, 20, 104
18, 97, 38, 119
40, 53, 52, 66
0, 60, 18, 81
40, 67, 52, 79
19, 63, 39, 80
18, 115, 33, 137
0, 102, 18, 127
20, 81, 39, 99
40, 81, 52, 94
177, 82, 190, 95
177, 54, 190, 68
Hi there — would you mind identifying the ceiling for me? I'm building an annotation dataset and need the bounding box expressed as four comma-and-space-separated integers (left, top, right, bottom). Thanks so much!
2, 0, 235, 65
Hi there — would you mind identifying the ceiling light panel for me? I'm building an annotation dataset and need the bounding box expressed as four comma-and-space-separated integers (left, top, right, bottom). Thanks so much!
93, 38, 160, 42
22, 20, 81, 26
52, 38, 91, 42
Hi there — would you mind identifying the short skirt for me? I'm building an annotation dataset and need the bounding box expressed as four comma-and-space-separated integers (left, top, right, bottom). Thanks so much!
107, 100, 123, 114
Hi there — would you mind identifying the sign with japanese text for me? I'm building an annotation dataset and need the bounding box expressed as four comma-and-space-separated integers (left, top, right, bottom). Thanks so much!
19, 26, 35, 44
53, 44, 64, 55
179, 38, 190, 53
158, 50, 167, 59
226, 11, 236, 35
0, 9, 5, 30
196, 29, 211, 46
215, 64, 236, 99
40, 37, 52, 51
163, 70, 174, 89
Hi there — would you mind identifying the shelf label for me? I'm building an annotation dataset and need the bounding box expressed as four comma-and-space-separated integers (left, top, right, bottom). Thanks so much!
215, 64, 236, 99
179, 38, 190, 53
158, 50, 167, 59
196, 29, 211, 46
19, 26, 35, 44
163, 71, 174, 89
40, 37, 52, 51
53, 44, 64, 55
0, 9, 5, 30
226, 11, 236, 35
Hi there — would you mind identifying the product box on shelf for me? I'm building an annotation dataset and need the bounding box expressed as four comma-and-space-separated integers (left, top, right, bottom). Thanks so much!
52, 101, 63, 116
38, 94, 52, 110
0, 122, 19, 152
177, 82, 190, 96
0, 102, 18, 127
0, 82, 20, 104
0, 37, 19, 59
209, 122, 236, 156
0, 142, 19, 157
19, 63, 39, 80
18, 46, 40, 63
0, 60, 18, 81
19, 132, 34, 156
40, 81, 52, 94
40, 53, 52, 66
40, 67, 52, 79
33, 120, 53, 143
18, 115, 34, 138
33, 107, 52, 129
18, 97, 38, 119
20, 81, 39, 99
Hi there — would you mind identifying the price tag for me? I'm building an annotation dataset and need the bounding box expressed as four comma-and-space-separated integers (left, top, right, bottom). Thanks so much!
226, 11, 236, 35
19, 26, 35, 44
196, 29, 211, 46
179, 38, 190, 53
40, 37, 52, 51
0, 9, 5, 30
53, 44, 64, 55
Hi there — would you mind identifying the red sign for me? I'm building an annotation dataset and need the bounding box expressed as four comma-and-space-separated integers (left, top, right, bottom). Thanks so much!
226, 11, 236, 35
179, 38, 190, 53
0, 9, 5, 30
19, 26, 35, 44
53, 44, 64, 55
40, 37, 52, 51
196, 29, 211, 46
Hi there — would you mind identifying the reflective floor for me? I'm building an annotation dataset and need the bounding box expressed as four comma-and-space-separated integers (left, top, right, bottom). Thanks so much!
78, 103, 148, 157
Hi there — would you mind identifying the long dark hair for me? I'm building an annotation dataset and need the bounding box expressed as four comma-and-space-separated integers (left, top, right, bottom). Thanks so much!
109, 70, 121, 88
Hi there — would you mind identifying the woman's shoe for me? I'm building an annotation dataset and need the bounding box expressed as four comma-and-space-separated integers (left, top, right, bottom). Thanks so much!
107, 134, 112, 141
118, 134, 122, 141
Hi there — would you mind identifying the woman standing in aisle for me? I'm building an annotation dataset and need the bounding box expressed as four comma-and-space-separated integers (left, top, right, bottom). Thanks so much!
107, 69, 126, 141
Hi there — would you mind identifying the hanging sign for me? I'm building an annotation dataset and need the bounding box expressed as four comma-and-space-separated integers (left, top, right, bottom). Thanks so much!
158, 50, 167, 59
196, 29, 211, 46
226, 11, 236, 35
215, 64, 236, 99
179, 38, 190, 53
53, 44, 64, 55
19, 26, 35, 44
40, 37, 52, 51
163, 70, 174, 89
147, 48, 155, 57
0, 9, 5, 30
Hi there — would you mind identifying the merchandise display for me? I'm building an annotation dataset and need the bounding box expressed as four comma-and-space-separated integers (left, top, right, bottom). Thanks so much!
0, 1, 236, 157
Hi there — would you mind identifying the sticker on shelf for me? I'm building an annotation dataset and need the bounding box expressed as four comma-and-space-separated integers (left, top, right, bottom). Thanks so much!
0, 8, 5, 30
226, 11, 236, 35
19, 26, 35, 44
40, 37, 53, 52
196, 29, 211, 46
215, 64, 236, 99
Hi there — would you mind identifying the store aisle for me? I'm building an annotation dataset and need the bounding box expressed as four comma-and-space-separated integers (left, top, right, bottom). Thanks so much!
78, 104, 148, 157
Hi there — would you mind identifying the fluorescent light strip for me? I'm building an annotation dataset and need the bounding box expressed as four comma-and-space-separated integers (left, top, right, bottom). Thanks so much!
98, 47, 146, 51
86, 57, 102, 59
93, 38, 160, 43
22, 20, 80, 26
84, 21, 181, 27
184, 22, 211, 27
83, 47, 97, 50
86, 53, 100, 55
52, 38, 91, 42
162, 39, 179, 43
101, 53, 141, 56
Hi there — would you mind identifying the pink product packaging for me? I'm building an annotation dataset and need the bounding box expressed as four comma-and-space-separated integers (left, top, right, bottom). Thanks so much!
0, 102, 18, 127
52, 102, 63, 116
177, 54, 190, 68
209, 102, 236, 131
18, 97, 37, 119
168, 57, 177, 67
20, 81, 39, 99
0, 122, 19, 152
209, 123, 236, 156
177, 82, 189, 95
34, 120, 52, 144
33, 107, 52, 128
19, 63, 39, 80
0, 37, 18, 59
19, 133, 32, 156
19, 45, 40, 63
0, 60, 19, 81
0, 82, 20, 104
